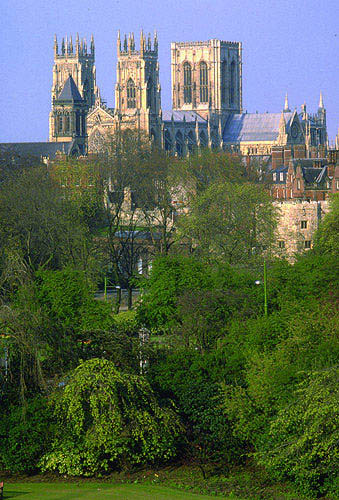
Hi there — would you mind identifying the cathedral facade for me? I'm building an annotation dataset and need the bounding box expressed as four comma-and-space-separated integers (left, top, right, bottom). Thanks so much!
48, 31, 328, 159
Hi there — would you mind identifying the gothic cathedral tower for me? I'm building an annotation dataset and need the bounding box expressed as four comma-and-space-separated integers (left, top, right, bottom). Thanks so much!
171, 39, 242, 120
115, 31, 162, 142
49, 34, 99, 144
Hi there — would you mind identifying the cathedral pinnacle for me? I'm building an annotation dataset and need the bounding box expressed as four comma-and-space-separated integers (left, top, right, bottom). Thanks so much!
117, 30, 121, 54
90, 34, 95, 55
319, 91, 324, 109
284, 92, 290, 112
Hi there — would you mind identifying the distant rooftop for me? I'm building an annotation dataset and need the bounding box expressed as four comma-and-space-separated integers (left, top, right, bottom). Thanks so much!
163, 110, 206, 123
223, 112, 293, 143
0, 141, 73, 159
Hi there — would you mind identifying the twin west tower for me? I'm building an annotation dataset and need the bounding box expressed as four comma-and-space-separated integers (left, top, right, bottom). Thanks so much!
49, 32, 326, 158
49, 32, 242, 154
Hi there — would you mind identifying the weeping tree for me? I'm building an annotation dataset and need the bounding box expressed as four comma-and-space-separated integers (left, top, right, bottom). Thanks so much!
40, 358, 183, 475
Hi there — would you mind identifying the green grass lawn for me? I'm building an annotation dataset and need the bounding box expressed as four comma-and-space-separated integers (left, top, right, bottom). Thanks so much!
2, 482, 240, 500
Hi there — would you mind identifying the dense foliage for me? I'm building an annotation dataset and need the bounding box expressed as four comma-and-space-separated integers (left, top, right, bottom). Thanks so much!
0, 145, 337, 498
39, 359, 183, 475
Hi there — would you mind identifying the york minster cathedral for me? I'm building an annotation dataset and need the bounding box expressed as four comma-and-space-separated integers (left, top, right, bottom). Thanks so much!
0, 31, 330, 161
48, 31, 328, 159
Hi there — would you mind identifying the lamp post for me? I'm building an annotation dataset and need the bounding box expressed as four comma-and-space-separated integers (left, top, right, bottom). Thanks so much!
255, 258, 268, 317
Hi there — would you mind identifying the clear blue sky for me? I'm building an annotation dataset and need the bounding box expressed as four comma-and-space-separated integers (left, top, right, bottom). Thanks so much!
1, 0, 338, 143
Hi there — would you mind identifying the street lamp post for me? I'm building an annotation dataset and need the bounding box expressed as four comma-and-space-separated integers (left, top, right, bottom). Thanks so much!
255, 258, 268, 317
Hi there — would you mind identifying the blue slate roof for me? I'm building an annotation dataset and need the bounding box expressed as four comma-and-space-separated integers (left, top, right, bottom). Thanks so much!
223, 112, 293, 143
0, 142, 73, 159
162, 110, 206, 123
57, 75, 83, 102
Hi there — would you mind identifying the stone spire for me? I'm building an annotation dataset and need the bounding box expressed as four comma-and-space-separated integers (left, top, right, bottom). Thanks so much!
54, 34, 58, 56
117, 30, 121, 55
284, 92, 290, 112
90, 34, 95, 55
154, 30, 158, 53
319, 91, 324, 109
76, 33, 79, 55
140, 29, 145, 54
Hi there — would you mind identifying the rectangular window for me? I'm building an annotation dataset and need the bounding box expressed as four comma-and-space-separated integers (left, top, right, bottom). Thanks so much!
273, 173, 277, 182
279, 172, 284, 182
301, 220, 307, 229
297, 179, 301, 189
336, 180, 339, 190
278, 241, 285, 249
305, 240, 311, 249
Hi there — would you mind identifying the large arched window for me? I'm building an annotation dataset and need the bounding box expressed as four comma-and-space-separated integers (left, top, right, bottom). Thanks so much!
187, 130, 196, 153
164, 130, 172, 152
183, 62, 192, 104
175, 131, 183, 156
147, 78, 153, 109
230, 61, 236, 106
127, 78, 136, 108
221, 61, 227, 104
58, 115, 63, 133
199, 131, 207, 148
199, 62, 208, 103
65, 114, 70, 133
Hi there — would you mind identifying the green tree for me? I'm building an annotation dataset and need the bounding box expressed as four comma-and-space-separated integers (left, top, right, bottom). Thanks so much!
178, 181, 278, 266
0, 165, 94, 293
313, 193, 339, 257
40, 358, 183, 475
137, 255, 216, 332
256, 366, 339, 498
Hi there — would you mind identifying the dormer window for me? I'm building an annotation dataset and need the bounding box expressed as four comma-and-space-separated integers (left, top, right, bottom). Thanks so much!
273, 173, 277, 182
279, 172, 284, 182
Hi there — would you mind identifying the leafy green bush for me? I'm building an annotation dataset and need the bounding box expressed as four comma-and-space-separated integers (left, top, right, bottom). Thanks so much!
0, 396, 54, 473
256, 366, 339, 498
40, 358, 183, 476
148, 348, 244, 464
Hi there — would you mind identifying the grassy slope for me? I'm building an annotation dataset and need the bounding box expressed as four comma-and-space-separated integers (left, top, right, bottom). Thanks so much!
2, 482, 238, 500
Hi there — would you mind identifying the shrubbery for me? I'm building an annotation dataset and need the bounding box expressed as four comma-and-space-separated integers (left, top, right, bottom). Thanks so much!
39, 358, 183, 476
0, 396, 54, 473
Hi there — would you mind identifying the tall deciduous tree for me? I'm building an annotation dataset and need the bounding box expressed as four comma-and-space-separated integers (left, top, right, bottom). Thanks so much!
178, 181, 278, 266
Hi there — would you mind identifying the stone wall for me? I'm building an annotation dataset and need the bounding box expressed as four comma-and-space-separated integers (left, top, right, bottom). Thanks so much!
274, 199, 329, 260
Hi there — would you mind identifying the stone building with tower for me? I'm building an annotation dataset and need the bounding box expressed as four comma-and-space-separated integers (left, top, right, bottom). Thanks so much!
0, 30, 332, 166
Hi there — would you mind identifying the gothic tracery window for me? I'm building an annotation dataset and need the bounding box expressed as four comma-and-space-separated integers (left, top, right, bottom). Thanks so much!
221, 61, 227, 104
127, 78, 136, 108
65, 115, 70, 133
199, 62, 208, 103
147, 78, 153, 109
58, 116, 63, 133
230, 61, 236, 106
183, 62, 192, 104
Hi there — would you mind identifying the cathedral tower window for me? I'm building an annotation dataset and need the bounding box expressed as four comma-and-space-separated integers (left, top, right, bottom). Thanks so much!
76, 112, 80, 135
199, 62, 208, 103
230, 61, 236, 105
127, 78, 136, 108
147, 78, 153, 109
58, 116, 63, 133
221, 61, 227, 104
65, 115, 70, 133
183, 62, 192, 104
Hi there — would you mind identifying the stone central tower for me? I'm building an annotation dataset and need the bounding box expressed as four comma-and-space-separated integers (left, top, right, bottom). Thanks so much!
115, 31, 162, 141
171, 39, 242, 119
